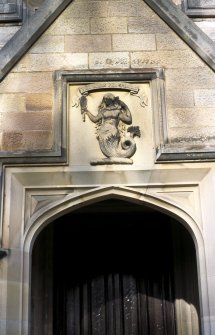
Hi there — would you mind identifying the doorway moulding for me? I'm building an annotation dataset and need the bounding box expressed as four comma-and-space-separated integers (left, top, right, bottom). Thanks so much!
22, 185, 209, 335
0, 164, 213, 335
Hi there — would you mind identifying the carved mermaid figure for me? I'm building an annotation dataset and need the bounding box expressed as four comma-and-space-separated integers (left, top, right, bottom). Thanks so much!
80, 93, 140, 165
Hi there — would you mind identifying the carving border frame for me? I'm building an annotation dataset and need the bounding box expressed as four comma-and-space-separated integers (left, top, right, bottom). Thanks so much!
0, 0, 22, 23
54, 69, 167, 166
182, 0, 215, 17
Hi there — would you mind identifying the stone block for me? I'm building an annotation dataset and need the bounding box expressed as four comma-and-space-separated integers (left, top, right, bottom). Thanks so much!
25, 94, 53, 112
89, 52, 129, 69
63, 1, 109, 18
131, 50, 204, 69
0, 319, 6, 335
156, 33, 187, 50
1, 130, 53, 152
0, 94, 26, 113
108, 0, 137, 16
29, 35, 64, 53
2, 320, 22, 335
168, 107, 215, 128
208, 276, 215, 314
128, 16, 169, 34
1, 132, 23, 151
112, 34, 156, 51
0, 281, 7, 315
7, 250, 22, 282
13, 53, 88, 72
168, 126, 215, 144
22, 131, 53, 150
91, 17, 127, 34
211, 322, 215, 335
0, 73, 53, 94
165, 68, 215, 90
46, 17, 90, 35
1, 112, 52, 131
166, 90, 194, 108
4, 282, 20, 319
65, 35, 111, 53
194, 89, 215, 107
205, 245, 215, 277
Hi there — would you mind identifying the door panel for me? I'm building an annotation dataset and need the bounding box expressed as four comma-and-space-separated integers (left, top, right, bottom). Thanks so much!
31, 200, 201, 335
54, 212, 176, 335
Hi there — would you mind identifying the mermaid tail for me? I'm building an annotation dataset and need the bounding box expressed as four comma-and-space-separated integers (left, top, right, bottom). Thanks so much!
97, 125, 140, 159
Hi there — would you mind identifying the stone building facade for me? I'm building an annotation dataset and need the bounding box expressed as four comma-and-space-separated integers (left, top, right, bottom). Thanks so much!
0, 0, 215, 334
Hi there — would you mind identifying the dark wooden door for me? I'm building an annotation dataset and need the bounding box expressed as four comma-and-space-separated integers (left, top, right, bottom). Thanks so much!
54, 211, 176, 335
31, 200, 201, 335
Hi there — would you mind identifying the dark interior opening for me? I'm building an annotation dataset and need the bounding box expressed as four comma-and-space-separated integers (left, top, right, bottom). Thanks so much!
31, 199, 201, 335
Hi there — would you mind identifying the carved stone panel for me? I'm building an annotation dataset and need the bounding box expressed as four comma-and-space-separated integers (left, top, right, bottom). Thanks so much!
67, 73, 159, 170
0, 0, 22, 22
183, 0, 215, 17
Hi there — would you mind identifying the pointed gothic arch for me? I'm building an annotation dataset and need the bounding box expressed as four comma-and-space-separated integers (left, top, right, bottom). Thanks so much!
21, 186, 209, 335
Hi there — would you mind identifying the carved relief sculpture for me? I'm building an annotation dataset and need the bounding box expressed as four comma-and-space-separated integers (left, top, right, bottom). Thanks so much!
80, 93, 141, 165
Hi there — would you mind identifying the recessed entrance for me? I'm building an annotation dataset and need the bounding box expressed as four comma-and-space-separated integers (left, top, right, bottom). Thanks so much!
31, 199, 201, 335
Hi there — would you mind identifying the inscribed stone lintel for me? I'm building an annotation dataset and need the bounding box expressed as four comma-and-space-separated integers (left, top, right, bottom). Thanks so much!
183, 0, 215, 17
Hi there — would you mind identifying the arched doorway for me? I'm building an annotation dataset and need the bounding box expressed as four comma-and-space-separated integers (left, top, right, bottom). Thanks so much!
30, 199, 201, 335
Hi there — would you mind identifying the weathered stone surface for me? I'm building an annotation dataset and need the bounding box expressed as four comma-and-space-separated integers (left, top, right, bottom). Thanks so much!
0, 94, 26, 113
168, 107, 215, 127
108, 0, 137, 16
0, 112, 52, 131
131, 50, 204, 68
13, 53, 88, 72
165, 68, 215, 89
144, 0, 215, 72
0, 280, 7, 321
1, 132, 23, 151
25, 94, 53, 112
195, 22, 215, 41
0, 73, 53, 93
128, 16, 169, 34
63, 1, 109, 18
0, 27, 19, 48
194, 89, 215, 107
166, 90, 194, 108
91, 17, 127, 34
22, 131, 53, 150
168, 126, 215, 144
1, 281, 20, 319
0, 0, 22, 23
46, 18, 90, 35
89, 52, 129, 69
156, 33, 187, 50
112, 34, 156, 51
65, 35, 111, 53
0, 1, 215, 335
171, 0, 181, 4
29, 35, 64, 53
0, 0, 73, 82
187, 0, 215, 8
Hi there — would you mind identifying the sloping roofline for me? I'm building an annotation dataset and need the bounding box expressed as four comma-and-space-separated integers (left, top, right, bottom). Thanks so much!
0, 0, 215, 82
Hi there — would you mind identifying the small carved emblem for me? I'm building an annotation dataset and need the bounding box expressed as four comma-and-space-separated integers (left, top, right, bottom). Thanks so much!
80, 93, 141, 165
